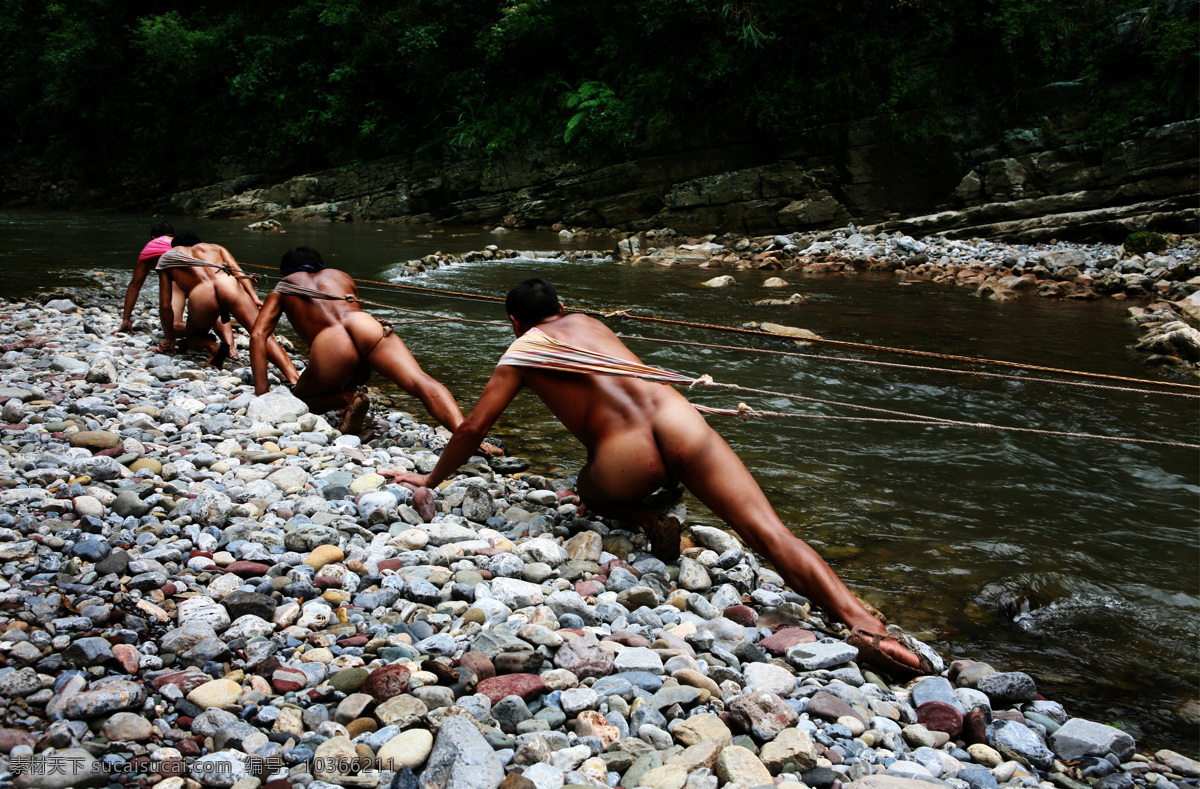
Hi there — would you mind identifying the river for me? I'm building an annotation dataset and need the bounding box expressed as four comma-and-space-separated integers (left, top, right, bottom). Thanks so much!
2, 210, 1197, 753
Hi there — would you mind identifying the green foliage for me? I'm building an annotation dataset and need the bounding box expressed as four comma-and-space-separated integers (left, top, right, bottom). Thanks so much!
1124, 231, 1169, 256
561, 81, 634, 149
0, 0, 1193, 179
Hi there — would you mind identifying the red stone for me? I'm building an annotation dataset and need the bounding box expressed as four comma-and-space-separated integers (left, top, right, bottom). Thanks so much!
312, 576, 342, 589
271, 667, 309, 694
807, 690, 865, 724
177, 740, 201, 756
574, 580, 604, 598
475, 673, 547, 705
722, 605, 758, 627
151, 671, 212, 693
477, 569, 492, 580
917, 701, 963, 738
225, 561, 272, 578
604, 632, 652, 648
155, 759, 187, 777
175, 717, 194, 730
413, 487, 436, 522
457, 651, 495, 681
338, 635, 368, 647
112, 644, 140, 674
759, 628, 818, 655
0, 728, 38, 751
360, 665, 410, 702
377, 559, 403, 572
600, 559, 640, 578
95, 447, 124, 457
963, 710, 988, 745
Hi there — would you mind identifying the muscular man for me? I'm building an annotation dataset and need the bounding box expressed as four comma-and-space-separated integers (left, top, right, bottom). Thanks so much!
383, 278, 927, 676
115, 223, 237, 352
156, 233, 297, 381
250, 246, 468, 435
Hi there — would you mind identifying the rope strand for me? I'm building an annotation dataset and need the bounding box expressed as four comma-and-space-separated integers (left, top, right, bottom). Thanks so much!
238, 264, 1197, 450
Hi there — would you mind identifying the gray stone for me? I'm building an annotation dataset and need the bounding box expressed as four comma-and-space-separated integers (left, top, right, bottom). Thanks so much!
1049, 718, 1136, 762
247, 390, 310, 424
420, 715, 505, 789
786, 639, 858, 670
911, 676, 964, 713
976, 672, 1037, 705
986, 718, 1053, 771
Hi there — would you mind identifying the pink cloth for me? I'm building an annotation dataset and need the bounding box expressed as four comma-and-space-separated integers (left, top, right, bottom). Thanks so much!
138, 236, 173, 262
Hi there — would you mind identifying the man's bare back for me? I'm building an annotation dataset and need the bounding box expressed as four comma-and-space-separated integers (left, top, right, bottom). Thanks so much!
512, 314, 708, 483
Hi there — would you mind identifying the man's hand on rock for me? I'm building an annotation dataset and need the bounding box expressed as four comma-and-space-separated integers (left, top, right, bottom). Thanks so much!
114, 320, 135, 335
157, 338, 175, 354
380, 469, 430, 489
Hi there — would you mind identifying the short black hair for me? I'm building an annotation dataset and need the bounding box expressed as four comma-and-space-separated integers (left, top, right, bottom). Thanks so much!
506, 278, 561, 324
281, 246, 327, 276
172, 231, 201, 247
151, 221, 175, 238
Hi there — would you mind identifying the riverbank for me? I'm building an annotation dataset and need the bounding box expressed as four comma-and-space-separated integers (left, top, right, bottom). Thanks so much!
406, 228, 1200, 370
0, 290, 1196, 789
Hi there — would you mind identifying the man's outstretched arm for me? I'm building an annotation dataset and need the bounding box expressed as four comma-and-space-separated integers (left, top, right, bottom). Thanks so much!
384, 365, 524, 488
250, 292, 285, 395
115, 259, 156, 333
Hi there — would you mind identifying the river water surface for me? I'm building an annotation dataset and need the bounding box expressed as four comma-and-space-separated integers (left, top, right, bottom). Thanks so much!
3, 211, 1197, 753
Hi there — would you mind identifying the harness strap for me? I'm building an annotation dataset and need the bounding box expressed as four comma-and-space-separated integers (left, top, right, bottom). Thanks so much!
156, 249, 259, 281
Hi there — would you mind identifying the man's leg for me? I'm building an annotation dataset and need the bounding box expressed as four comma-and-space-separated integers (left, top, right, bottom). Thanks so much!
222, 282, 297, 382
365, 333, 465, 431
672, 428, 920, 670
178, 285, 222, 358
170, 282, 188, 336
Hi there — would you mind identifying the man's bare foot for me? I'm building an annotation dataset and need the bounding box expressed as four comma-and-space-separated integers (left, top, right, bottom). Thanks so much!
339, 392, 370, 434
846, 623, 941, 679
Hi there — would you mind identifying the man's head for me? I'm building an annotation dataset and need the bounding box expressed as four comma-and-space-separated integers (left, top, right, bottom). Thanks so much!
506, 279, 562, 328
281, 246, 327, 276
172, 232, 201, 247
151, 221, 175, 238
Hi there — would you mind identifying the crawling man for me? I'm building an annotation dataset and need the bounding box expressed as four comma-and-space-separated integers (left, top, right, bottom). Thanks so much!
382, 278, 925, 675
156, 232, 297, 380
251, 246, 469, 435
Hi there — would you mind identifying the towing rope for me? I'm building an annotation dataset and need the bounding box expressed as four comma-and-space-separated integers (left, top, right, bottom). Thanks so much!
234, 262, 1198, 450
239, 260, 1197, 393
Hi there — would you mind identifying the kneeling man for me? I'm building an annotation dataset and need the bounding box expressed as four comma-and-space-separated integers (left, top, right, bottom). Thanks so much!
383, 278, 926, 675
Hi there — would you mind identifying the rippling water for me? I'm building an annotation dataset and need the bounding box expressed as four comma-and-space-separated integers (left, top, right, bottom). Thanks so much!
3, 210, 1197, 752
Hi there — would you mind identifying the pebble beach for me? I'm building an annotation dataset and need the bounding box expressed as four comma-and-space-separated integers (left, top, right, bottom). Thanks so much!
0, 260, 1197, 789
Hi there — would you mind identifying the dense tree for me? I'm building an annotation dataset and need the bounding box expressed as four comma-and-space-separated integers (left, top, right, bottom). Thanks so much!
1, 0, 1194, 177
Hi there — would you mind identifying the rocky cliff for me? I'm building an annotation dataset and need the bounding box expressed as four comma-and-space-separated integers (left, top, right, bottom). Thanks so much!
5, 98, 1197, 243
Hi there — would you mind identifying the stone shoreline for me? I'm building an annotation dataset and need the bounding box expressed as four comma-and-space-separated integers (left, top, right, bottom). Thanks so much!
0, 292, 1197, 789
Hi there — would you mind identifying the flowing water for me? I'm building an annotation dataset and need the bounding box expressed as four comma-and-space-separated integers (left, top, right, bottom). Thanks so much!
3, 210, 1198, 753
